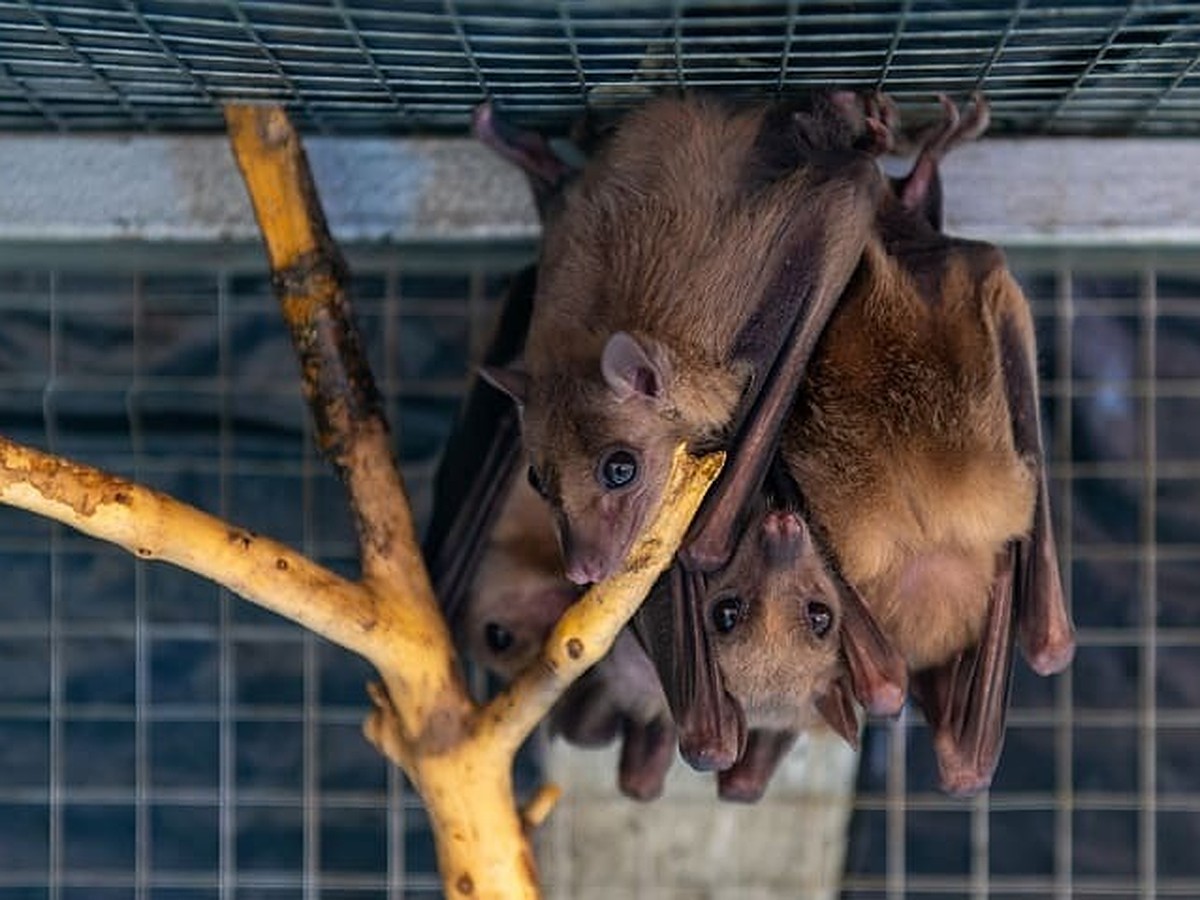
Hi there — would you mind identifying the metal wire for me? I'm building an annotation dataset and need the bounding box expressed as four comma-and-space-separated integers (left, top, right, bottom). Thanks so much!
4, 1, 1200, 135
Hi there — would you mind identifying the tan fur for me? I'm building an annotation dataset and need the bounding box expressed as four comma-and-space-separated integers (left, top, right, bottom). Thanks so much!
785, 230, 1037, 671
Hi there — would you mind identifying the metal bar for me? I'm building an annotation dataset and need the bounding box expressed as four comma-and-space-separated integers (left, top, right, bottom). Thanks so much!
1138, 262, 1159, 900
1053, 261, 1076, 900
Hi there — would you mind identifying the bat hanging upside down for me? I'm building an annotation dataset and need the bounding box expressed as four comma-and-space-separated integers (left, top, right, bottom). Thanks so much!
662, 93, 1075, 794
450, 88, 1074, 797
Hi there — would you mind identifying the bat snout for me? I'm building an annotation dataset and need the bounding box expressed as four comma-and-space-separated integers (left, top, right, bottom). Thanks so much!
561, 531, 622, 585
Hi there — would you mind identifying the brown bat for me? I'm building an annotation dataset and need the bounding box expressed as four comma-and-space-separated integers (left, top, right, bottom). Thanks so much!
690, 98, 1073, 794
482, 91, 882, 586
481, 92, 891, 774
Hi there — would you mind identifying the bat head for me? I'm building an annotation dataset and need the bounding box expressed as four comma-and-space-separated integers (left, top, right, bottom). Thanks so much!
485, 330, 688, 585
704, 507, 847, 732
457, 476, 583, 678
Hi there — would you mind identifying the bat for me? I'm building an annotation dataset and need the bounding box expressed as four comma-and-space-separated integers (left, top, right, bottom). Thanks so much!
482, 92, 890, 775
481, 91, 882, 586
425, 106, 680, 802
458, 470, 678, 801
687, 95, 1073, 794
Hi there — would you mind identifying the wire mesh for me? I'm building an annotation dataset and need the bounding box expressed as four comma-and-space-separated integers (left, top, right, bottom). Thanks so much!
4, 1, 1200, 137
0, 242, 531, 898
0, 236, 1193, 896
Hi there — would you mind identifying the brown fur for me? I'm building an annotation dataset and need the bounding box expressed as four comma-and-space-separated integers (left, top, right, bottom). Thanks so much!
516, 92, 883, 582
709, 214, 1039, 724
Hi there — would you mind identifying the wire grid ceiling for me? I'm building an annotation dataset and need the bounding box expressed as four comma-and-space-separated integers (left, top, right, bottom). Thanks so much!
4, 0, 1200, 136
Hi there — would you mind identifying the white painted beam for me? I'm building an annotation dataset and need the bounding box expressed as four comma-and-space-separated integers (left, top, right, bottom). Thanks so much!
1, 135, 1198, 246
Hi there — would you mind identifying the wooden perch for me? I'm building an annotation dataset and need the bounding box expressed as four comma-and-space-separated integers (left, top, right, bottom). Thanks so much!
0, 101, 723, 899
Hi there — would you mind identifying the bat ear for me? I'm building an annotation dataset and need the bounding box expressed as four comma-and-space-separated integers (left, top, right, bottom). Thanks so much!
814, 677, 861, 751
479, 364, 529, 405
601, 331, 670, 401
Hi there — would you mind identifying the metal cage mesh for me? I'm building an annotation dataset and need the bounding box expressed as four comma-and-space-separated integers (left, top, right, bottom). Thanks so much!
4, 0, 1200, 136
0, 240, 1196, 896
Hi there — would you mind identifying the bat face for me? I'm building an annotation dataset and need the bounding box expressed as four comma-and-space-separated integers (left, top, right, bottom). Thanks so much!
457, 475, 583, 678
512, 336, 693, 585
703, 507, 846, 732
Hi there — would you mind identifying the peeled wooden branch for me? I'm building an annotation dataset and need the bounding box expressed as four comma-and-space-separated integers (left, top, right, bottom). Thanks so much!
0, 434, 719, 897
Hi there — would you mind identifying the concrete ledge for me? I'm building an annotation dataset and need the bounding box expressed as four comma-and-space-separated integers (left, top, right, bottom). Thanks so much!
2, 135, 1200, 246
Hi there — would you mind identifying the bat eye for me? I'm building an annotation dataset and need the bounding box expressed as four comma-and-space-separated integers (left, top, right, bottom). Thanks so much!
597, 449, 638, 490
712, 596, 744, 634
526, 465, 546, 498
806, 601, 833, 639
484, 622, 515, 653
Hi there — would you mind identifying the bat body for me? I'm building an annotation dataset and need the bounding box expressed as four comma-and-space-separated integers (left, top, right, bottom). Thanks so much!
702, 181, 1072, 793
485, 92, 882, 586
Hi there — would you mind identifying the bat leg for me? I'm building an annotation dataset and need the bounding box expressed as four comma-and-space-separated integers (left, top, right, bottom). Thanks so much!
912, 545, 1017, 796
897, 93, 990, 229
838, 577, 908, 716
617, 716, 676, 802
814, 676, 862, 751
471, 103, 574, 208
631, 565, 746, 771
717, 729, 799, 803
997, 313, 1075, 675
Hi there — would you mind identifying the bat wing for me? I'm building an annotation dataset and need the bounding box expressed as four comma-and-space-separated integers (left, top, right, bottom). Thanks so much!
631, 566, 747, 772
716, 728, 800, 803
997, 307, 1076, 675
681, 174, 877, 572
814, 675, 863, 751
912, 543, 1016, 796
909, 251, 1074, 796
422, 265, 536, 622
617, 715, 676, 802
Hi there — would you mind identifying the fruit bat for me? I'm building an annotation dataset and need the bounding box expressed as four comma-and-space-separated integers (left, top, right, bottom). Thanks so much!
481, 91, 890, 772
429, 100, 834, 801
679, 96, 1074, 794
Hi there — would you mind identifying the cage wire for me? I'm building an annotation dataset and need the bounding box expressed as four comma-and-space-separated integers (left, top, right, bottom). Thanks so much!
0, 243, 536, 898
4, 0, 1200, 136
0, 237, 1196, 896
